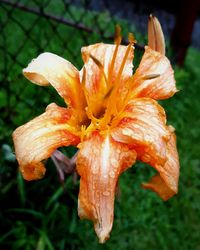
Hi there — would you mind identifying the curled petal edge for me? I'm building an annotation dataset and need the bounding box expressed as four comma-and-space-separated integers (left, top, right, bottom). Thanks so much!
13, 103, 80, 181
142, 132, 180, 201
23, 52, 86, 117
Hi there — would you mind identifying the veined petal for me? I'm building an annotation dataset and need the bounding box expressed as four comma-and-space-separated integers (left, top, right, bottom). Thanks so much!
76, 132, 136, 243
81, 43, 133, 91
23, 52, 86, 115
130, 46, 177, 100
142, 132, 180, 200
80, 43, 134, 116
111, 99, 179, 200
111, 98, 170, 165
13, 103, 80, 181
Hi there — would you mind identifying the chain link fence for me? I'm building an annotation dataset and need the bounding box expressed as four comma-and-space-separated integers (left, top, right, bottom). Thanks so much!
0, 0, 133, 143
1, 0, 192, 145
1, 2, 200, 249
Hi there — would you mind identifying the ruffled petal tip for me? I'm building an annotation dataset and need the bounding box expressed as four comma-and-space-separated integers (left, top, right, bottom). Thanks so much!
23, 52, 86, 112
142, 174, 177, 201
78, 199, 112, 244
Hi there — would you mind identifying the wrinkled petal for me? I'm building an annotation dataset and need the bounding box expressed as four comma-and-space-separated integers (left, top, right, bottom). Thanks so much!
13, 103, 80, 181
23, 52, 86, 115
111, 98, 170, 166
111, 99, 179, 200
80, 43, 134, 116
76, 132, 136, 243
130, 46, 177, 100
142, 132, 180, 200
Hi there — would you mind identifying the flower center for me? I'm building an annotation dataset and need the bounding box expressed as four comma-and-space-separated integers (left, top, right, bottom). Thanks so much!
81, 28, 135, 138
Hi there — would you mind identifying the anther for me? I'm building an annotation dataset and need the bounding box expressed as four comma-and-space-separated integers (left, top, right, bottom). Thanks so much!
142, 73, 160, 80
128, 33, 137, 44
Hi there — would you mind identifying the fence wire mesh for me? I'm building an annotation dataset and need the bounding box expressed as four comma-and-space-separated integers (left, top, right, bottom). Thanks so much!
0, 0, 125, 143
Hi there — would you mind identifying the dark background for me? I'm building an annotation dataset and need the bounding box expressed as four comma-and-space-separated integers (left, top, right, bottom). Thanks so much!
0, 0, 200, 249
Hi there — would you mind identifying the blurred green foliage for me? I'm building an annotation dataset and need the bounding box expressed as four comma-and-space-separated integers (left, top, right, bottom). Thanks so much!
0, 2, 200, 250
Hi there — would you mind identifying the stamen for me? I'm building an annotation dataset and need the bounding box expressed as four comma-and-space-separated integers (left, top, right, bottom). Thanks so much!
81, 67, 86, 93
81, 123, 96, 141
115, 43, 132, 84
103, 86, 114, 100
85, 107, 99, 124
107, 25, 122, 87
81, 125, 87, 141
81, 67, 97, 123
89, 54, 108, 87
81, 67, 90, 106
114, 25, 122, 45
99, 42, 133, 129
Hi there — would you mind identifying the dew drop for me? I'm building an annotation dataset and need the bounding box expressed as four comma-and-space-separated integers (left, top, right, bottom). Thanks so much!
116, 149, 121, 154
109, 171, 115, 178
134, 124, 140, 129
103, 191, 110, 196
144, 134, 151, 141
92, 167, 98, 174
111, 159, 118, 165
122, 128, 130, 136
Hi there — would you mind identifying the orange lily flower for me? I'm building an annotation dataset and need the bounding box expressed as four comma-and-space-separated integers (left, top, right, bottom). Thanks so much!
13, 16, 179, 243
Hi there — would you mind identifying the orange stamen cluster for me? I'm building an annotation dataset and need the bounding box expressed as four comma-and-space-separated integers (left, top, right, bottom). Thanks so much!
80, 26, 136, 137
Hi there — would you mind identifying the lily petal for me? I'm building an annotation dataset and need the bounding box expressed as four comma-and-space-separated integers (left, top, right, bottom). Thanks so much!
23, 52, 86, 115
130, 46, 177, 100
142, 132, 180, 200
80, 43, 134, 116
111, 99, 179, 199
112, 98, 170, 166
76, 132, 136, 243
13, 103, 80, 181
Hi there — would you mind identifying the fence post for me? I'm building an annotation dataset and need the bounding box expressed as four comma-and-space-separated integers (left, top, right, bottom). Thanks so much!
170, 0, 200, 66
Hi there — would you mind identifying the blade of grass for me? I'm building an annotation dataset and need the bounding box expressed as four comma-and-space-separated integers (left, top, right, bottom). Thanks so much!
7, 208, 44, 219
17, 172, 26, 205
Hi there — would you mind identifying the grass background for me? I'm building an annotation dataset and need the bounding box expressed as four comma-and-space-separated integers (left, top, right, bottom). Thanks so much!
1, 1, 200, 249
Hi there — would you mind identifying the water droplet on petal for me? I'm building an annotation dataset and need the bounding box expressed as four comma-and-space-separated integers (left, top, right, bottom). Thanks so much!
109, 171, 115, 178
111, 159, 118, 165
103, 191, 110, 196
